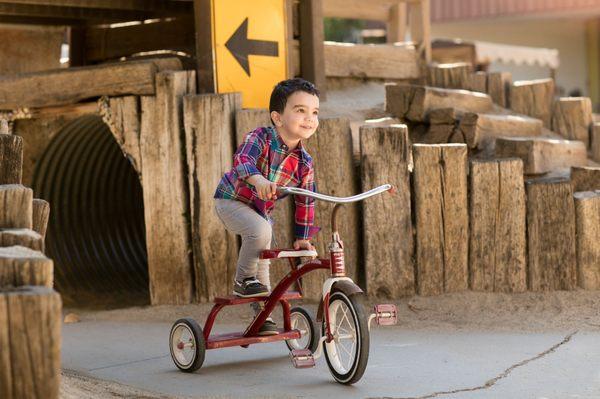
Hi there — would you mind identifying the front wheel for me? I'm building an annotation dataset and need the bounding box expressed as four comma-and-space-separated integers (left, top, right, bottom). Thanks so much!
323, 291, 369, 384
170, 318, 205, 372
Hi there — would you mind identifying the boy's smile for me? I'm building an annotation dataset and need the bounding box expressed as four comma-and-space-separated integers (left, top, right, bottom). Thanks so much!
271, 91, 319, 149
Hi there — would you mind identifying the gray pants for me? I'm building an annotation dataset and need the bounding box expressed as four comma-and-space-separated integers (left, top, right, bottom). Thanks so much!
214, 198, 272, 290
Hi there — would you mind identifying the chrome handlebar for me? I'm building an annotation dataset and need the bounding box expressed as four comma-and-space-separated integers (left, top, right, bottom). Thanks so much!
277, 184, 393, 203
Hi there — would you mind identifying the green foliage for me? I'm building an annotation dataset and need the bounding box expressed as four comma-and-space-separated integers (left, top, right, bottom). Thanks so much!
324, 18, 365, 43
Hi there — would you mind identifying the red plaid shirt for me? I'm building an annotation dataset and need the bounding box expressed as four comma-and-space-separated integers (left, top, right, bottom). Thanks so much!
214, 126, 319, 240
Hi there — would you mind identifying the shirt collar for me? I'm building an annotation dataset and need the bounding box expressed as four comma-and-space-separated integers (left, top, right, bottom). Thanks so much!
270, 126, 305, 154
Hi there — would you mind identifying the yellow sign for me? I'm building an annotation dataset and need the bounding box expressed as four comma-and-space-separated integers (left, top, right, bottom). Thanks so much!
212, 0, 288, 108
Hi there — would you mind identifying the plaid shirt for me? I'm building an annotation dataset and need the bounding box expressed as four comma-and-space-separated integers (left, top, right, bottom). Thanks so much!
214, 126, 319, 240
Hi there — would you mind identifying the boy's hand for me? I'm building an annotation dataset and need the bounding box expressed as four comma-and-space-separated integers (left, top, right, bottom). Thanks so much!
248, 175, 278, 201
293, 239, 315, 251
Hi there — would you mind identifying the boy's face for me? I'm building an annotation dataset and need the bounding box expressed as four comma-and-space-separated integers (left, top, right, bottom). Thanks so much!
272, 91, 319, 142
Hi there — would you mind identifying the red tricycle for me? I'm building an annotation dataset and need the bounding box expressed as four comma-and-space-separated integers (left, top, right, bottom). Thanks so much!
169, 184, 397, 385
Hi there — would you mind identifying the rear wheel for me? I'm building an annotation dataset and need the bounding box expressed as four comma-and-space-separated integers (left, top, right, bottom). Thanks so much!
323, 291, 369, 384
285, 307, 319, 352
169, 318, 205, 372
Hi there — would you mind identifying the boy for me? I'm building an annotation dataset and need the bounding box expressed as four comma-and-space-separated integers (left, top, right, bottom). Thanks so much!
213, 78, 320, 335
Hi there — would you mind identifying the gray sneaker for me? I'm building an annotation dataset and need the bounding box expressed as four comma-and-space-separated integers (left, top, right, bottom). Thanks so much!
258, 318, 278, 336
233, 278, 269, 298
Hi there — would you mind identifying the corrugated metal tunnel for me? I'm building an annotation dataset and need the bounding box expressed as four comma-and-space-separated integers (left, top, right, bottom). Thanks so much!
32, 115, 148, 305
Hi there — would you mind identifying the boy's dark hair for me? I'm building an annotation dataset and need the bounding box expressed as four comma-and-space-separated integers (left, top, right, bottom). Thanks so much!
269, 78, 319, 124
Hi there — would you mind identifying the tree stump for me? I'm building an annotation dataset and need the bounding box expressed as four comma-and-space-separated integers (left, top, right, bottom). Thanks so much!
303, 117, 360, 299
426, 62, 471, 90
458, 113, 542, 150
469, 159, 526, 292
386, 84, 493, 122
592, 122, 600, 162
0, 184, 33, 229
0, 285, 61, 399
0, 246, 53, 287
360, 124, 414, 298
510, 78, 554, 128
570, 166, 600, 192
574, 191, 600, 289
32, 199, 50, 241
526, 177, 577, 290
467, 71, 487, 93
0, 134, 23, 184
487, 71, 512, 108
184, 93, 241, 302
413, 144, 468, 295
0, 230, 43, 251
495, 137, 587, 175
551, 97, 593, 148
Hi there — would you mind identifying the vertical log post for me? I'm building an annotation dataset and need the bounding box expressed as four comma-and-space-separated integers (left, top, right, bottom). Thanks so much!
360, 124, 414, 297
526, 177, 577, 290
574, 191, 600, 289
184, 93, 241, 302
510, 78, 554, 128
0, 134, 23, 185
413, 143, 468, 295
552, 97, 593, 148
469, 159, 526, 292
140, 71, 196, 305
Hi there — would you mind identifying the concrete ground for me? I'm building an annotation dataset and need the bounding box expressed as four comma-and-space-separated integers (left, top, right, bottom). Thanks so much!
61, 296, 600, 399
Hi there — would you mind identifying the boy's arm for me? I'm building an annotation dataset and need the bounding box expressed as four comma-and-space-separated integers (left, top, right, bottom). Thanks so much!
293, 162, 319, 246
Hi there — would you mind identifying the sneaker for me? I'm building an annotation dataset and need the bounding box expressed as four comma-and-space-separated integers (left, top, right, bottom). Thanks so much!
257, 318, 278, 336
233, 278, 269, 298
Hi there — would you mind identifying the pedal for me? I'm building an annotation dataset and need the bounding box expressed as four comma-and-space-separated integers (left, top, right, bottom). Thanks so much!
374, 304, 398, 326
290, 349, 315, 368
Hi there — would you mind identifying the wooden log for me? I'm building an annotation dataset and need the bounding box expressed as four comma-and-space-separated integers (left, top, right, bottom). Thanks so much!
100, 96, 142, 175
551, 97, 593, 147
32, 199, 50, 241
412, 144, 468, 295
469, 159, 526, 292
487, 71, 512, 108
574, 191, 600, 289
570, 166, 600, 192
303, 117, 361, 299
233, 108, 294, 286
184, 93, 240, 302
426, 62, 471, 90
360, 124, 414, 297
526, 177, 577, 291
140, 71, 195, 305
385, 84, 493, 122
0, 229, 43, 252
495, 137, 587, 174
234, 108, 271, 148
0, 246, 53, 287
0, 134, 22, 185
427, 107, 461, 125
423, 124, 455, 144
458, 113, 543, 149
0, 185, 32, 229
467, 71, 487, 93
324, 42, 420, 80
0, 59, 180, 109
0, 285, 61, 399
592, 122, 600, 162
510, 78, 554, 128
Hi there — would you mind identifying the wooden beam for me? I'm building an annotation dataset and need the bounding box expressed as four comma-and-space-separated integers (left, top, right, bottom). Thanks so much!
1, 0, 191, 13
0, 2, 161, 22
85, 17, 195, 62
0, 59, 180, 109
0, 14, 85, 24
387, 2, 407, 43
299, 0, 326, 96
68, 26, 86, 66
193, 0, 215, 93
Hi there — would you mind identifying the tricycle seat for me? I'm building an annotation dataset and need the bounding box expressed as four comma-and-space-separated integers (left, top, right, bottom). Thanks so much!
260, 248, 318, 259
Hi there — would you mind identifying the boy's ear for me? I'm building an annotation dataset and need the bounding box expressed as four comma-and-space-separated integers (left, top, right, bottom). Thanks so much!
270, 111, 283, 127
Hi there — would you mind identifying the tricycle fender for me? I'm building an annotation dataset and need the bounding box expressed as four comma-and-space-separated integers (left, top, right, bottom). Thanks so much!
316, 278, 363, 322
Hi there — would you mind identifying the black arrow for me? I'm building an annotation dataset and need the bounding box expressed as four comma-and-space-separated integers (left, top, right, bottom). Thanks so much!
225, 17, 279, 77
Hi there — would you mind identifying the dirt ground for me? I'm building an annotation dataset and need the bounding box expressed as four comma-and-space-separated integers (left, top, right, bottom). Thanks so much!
60, 289, 600, 398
